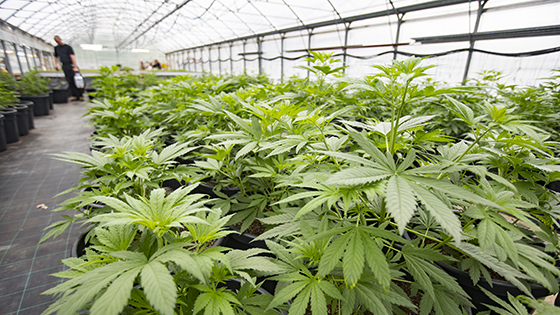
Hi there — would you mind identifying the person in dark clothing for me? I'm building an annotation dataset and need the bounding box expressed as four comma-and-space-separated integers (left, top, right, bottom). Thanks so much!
53, 35, 83, 101
152, 59, 162, 70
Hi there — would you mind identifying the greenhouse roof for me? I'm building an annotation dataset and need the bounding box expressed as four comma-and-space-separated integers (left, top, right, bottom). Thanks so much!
1, 0, 556, 54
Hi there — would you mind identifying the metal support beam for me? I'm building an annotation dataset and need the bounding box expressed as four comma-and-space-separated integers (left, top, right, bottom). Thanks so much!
463, 0, 487, 83
229, 43, 233, 74
280, 35, 285, 82
342, 23, 350, 74
243, 40, 247, 73
393, 14, 405, 60
414, 24, 560, 44
36, 49, 43, 69
307, 30, 313, 77
218, 45, 222, 75
167, 0, 472, 54
208, 46, 212, 73
22, 46, 32, 70
31, 47, 38, 69
1, 40, 13, 76
287, 42, 410, 53
257, 37, 263, 76
13, 43, 24, 74
118, 0, 193, 50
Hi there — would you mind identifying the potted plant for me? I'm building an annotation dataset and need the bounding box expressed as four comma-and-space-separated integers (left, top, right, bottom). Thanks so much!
40, 129, 202, 244
49, 79, 69, 103
39, 59, 560, 315
262, 58, 560, 314
0, 113, 6, 151
2, 71, 33, 136
40, 186, 286, 315
0, 84, 20, 143
18, 69, 51, 116
86, 97, 154, 138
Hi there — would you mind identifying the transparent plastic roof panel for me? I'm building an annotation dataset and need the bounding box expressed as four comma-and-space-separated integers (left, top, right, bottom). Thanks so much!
1, 0, 559, 84
0, 0, 497, 52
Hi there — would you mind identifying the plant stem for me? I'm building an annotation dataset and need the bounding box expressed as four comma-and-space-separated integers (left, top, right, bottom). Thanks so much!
436, 125, 494, 180
388, 80, 410, 155
453, 126, 493, 164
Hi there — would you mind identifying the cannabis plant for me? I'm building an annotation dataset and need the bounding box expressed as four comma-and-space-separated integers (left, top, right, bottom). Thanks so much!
41, 186, 284, 315
86, 97, 154, 137
263, 58, 560, 313
40, 130, 201, 243
18, 69, 50, 96
477, 288, 560, 315
287, 51, 352, 112
206, 94, 352, 231
0, 84, 19, 109
0, 71, 18, 92
90, 66, 142, 99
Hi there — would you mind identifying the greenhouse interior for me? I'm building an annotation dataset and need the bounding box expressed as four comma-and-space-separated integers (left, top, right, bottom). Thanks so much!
1, 0, 560, 314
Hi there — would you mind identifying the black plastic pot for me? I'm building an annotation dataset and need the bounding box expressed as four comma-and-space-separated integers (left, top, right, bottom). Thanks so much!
72, 231, 92, 258
20, 94, 49, 116
12, 104, 29, 136
89, 143, 103, 152
219, 227, 279, 294
221, 278, 288, 315
87, 89, 95, 100
0, 114, 6, 152
191, 181, 240, 199
0, 108, 19, 143
547, 181, 560, 193
162, 178, 186, 190
220, 227, 269, 252
163, 138, 197, 165
53, 87, 69, 103
20, 101, 35, 129
437, 262, 553, 313
162, 180, 240, 198
72, 200, 105, 258
48, 90, 54, 109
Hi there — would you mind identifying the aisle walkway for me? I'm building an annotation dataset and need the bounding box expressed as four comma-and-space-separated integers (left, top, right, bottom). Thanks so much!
0, 101, 93, 315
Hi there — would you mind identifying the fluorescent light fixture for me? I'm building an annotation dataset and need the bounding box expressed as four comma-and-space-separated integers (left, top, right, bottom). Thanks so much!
80, 44, 103, 51
5, 50, 14, 54
131, 49, 150, 53
17, 52, 25, 56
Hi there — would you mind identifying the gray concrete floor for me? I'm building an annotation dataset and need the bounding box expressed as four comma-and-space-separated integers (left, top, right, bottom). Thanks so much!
0, 100, 93, 315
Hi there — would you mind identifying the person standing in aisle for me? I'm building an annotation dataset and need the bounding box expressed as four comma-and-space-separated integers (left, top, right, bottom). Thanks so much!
53, 35, 83, 101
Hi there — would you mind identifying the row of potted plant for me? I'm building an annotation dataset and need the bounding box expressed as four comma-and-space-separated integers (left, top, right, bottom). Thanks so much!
40, 55, 560, 315
0, 70, 54, 150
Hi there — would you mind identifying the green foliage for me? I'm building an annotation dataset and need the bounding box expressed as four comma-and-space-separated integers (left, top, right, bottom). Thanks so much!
40, 130, 201, 243
86, 97, 154, 137
43, 59, 560, 314
0, 71, 18, 91
91, 66, 142, 99
299, 51, 347, 86
18, 69, 50, 96
0, 85, 18, 108
41, 187, 283, 315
